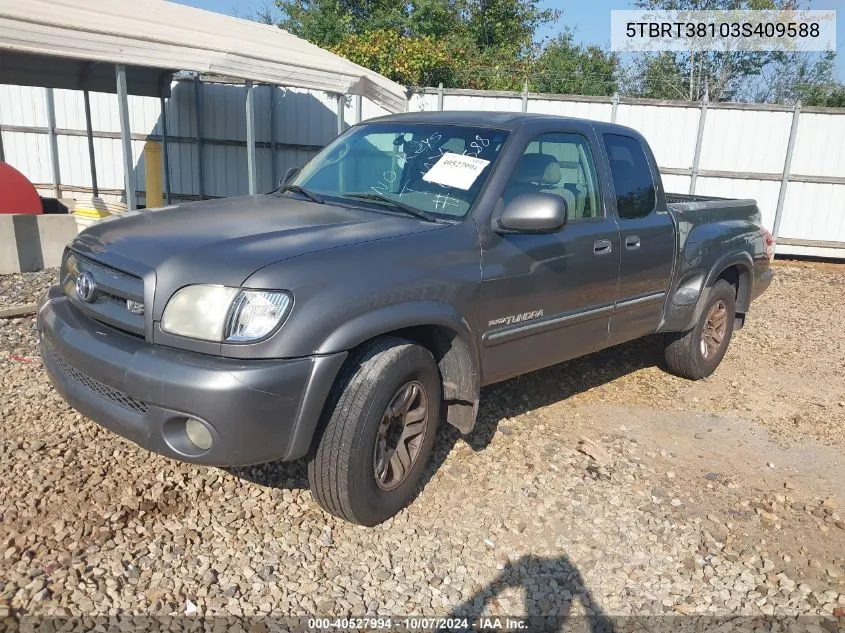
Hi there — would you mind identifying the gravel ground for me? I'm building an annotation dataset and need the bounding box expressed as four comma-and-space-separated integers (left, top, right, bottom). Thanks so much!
0, 261, 843, 627
0, 269, 57, 309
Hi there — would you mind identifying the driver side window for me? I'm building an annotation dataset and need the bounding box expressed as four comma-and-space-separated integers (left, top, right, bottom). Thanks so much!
503, 133, 602, 220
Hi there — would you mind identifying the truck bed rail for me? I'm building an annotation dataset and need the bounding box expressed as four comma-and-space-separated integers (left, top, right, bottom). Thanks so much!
665, 193, 729, 204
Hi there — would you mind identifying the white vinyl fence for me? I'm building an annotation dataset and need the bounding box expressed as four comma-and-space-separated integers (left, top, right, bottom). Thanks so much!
1, 80, 843, 258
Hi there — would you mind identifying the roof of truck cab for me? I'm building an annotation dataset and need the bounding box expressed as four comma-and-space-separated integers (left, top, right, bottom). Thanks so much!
363, 110, 641, 135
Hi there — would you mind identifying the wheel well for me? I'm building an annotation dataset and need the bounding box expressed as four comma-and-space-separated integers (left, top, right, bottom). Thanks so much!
716, 264, 751, 313
360, 325, 479, 434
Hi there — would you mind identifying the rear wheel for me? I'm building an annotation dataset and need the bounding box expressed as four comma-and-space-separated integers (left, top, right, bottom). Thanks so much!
307, 337, 441, 526
664, 279, 736, 380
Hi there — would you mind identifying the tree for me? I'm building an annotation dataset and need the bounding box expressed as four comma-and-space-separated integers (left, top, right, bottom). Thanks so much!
273, 0, 560, 90
754, 51, 845, 106
532, 32, 619, 96
267, 0, 843, 104
462, 0, 557, 58
624, 53, 689, 100
275, 0, 355, 47
801, 83, 845, 108
331, 29, 455, 86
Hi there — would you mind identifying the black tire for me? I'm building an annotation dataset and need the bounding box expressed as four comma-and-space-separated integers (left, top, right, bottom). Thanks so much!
664, 279, 736, 380
307, 337, 441, 526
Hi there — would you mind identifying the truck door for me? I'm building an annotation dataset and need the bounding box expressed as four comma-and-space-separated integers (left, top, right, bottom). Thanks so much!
601, 133, 675, 346
479, 131, 620, 384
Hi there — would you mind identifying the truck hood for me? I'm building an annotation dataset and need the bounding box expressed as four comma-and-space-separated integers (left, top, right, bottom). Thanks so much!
71, 194, 443, 288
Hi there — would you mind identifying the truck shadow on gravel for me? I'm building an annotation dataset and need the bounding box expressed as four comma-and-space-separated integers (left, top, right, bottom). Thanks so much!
226, 335, 662, 500
464, 334, 663, 452
442, 554, 613, 633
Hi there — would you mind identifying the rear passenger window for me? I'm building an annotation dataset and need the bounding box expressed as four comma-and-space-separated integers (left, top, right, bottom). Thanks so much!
504, 133, 601, 220
603, 134, 656, 219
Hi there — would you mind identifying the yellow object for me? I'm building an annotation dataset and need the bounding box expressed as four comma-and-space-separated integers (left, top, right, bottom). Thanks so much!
144, 140, 164, 209
74, 206, 111, 219
73, 196, 128, 232
74, 196, 114, 219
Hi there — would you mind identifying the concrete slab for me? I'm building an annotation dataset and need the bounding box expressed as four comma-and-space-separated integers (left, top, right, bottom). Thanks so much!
0, 214, 78, 273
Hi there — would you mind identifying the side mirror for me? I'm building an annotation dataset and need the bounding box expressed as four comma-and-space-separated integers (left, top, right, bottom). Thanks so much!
279, 167, 299, 188
496, 193, 568, 234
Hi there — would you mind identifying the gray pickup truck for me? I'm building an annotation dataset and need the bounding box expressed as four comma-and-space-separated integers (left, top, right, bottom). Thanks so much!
38, 112, 774, 525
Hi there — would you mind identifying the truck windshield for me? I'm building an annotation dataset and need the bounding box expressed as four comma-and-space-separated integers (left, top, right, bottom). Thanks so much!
289, 123, 509, 219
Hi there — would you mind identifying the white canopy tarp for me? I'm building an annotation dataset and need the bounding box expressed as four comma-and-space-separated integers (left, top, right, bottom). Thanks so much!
0, 0, 407, 112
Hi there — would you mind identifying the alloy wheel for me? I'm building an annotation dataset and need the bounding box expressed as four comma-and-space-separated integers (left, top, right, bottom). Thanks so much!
701, 299, 728, 359
373, 381, 428, 491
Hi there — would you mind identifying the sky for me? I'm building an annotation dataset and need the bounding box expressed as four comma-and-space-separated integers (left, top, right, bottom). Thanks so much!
175, 0, 845, 80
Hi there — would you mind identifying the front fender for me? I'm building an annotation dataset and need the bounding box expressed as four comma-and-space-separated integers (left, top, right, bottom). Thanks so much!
316, 300, 476, 356
316, 300, 482, 435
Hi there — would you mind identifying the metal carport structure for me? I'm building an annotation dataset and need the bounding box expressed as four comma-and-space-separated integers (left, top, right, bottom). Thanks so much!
0, 0, 407, 209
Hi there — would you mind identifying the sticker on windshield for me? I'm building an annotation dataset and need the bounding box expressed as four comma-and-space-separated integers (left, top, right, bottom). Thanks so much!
422, 153, 490, 190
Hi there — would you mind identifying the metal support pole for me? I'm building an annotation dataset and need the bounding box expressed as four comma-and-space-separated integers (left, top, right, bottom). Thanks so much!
355, 94, 363, 124
611, 92, 619, 123
268, 86, 278, 186
160, 95, 171, 204
115, 65, 137, 210
689, 99, 708, 195
521, 80, 529, 113
773, 101, 801, 239
437, 83, 444, 111
194, 75, 205, 199
336, 93, 344, 135
45, 88, 62, 198
83, 90, 99, 197
245, 80, 257, 195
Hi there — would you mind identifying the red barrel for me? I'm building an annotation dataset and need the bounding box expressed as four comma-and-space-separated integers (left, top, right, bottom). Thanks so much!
0, 162, 42, 214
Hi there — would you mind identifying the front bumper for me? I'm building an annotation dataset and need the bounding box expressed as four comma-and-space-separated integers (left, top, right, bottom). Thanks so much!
37, 287, 346, 466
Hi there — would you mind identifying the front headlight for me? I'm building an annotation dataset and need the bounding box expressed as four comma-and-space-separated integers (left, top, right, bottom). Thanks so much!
161, 285, 239, 341
161, 285, 291, 342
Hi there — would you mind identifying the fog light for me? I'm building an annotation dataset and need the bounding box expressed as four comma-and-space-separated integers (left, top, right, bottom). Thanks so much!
185, 417, 212, 451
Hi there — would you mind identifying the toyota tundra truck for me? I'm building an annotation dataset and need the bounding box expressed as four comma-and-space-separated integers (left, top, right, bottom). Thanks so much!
38, 112, 774, 525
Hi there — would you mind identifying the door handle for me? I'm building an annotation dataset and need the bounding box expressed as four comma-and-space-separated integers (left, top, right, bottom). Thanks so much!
625, 235, 641, 250
593, 239, 612, 255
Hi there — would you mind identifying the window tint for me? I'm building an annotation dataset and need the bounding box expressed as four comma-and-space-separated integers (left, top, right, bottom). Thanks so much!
603, 134, 656, 219
503, 133, 601, 220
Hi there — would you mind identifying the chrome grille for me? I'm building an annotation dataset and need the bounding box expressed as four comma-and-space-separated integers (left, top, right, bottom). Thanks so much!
63, 252, 145, 337
44, 342, 149, 414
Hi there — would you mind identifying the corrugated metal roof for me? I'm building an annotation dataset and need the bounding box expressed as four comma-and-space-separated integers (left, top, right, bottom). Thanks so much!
0, 0, 407, 112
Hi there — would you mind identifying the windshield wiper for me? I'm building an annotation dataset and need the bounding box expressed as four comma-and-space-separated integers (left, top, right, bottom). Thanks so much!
281, 184, 324, 204
343, 192, 439, 223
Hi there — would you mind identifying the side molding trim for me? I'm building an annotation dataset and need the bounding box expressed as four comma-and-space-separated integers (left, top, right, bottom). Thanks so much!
482, 303, 613, 347
615, 291, 666, 309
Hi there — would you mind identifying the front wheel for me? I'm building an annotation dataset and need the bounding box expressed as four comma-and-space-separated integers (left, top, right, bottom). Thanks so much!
307, 337, 441, 526
664, 279, 736, 380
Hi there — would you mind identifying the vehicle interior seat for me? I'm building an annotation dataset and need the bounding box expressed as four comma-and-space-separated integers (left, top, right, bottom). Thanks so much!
504, 153, 576, 216
558, 160, 591, 218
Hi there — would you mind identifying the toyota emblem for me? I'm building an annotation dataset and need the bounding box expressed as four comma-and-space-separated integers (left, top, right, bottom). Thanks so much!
75, 271, 97, 303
